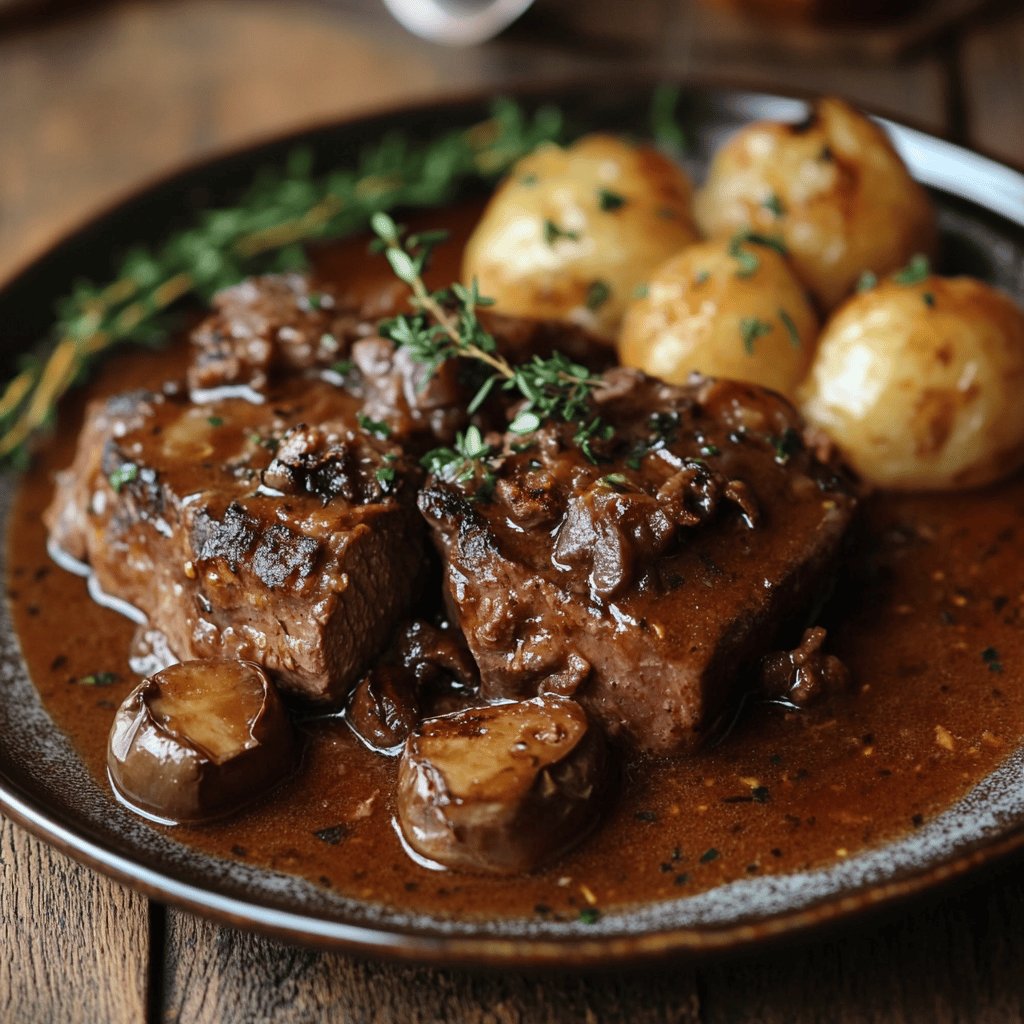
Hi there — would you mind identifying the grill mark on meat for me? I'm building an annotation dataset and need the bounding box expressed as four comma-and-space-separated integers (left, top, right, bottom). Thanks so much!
192, 503, 320, 588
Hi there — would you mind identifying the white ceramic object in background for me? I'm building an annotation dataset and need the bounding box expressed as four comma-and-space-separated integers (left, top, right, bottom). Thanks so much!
381, 0, 537, 45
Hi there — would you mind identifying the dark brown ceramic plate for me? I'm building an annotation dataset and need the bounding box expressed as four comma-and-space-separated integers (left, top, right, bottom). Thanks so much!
1, 82, 1024, 967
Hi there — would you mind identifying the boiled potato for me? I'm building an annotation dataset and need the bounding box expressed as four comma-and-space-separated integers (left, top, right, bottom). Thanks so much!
618, 237, 818, 399
462, 134, 698, 340
695, 97, 937, 311
800, 274, 1024, 490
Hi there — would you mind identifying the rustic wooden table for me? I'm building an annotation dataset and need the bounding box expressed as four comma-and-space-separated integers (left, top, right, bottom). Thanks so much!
1, 2, 1023, 1021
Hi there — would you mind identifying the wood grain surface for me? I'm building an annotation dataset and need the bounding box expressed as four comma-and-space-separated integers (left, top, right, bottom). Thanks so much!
0, 820, 150, 1024
1, 1, 1023, 1021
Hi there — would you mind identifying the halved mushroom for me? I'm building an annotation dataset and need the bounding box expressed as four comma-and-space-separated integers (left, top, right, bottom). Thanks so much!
396, 695, 610, 874
107, 659, 294, 823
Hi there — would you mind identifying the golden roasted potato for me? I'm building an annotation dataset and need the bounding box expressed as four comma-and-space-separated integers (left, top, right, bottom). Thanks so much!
462, 134, 698, 340
618, 236, 818, 398
800, 273, 1024, 490
695, 97, 937, 311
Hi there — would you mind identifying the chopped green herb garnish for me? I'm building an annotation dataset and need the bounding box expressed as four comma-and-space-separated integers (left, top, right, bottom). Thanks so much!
740, 316, 774, 355
600, 472, 630, 490
330, 359, 354, 376
771, 427, 802, 464
519, 172, 539, 187
699, 443, 721, 457
893, 254, 931, 286
357, 412, 392, 439
375, 466, 396, 489
857, 270, 878, 293
728, 231, 788, 279
597, 187, 627, 212
694, 269, 711, 286
578, 907, 601, 925
206, 416, 224, 428
633, 282, 649, 300
778, 308, 801, 348
107, 463, 139, 493
762, 192, 786, 217
76, 672, 118, 687
422, 426, 497, 500
700, 847, 720, 864
305, 292, 326, 310
922, 291, 935, 308
585, 279, 611, 311
543, 219, 580, 246
509, 410, 542, 435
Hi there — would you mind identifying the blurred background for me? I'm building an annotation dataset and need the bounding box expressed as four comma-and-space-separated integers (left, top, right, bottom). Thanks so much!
0, 0, 1020, 285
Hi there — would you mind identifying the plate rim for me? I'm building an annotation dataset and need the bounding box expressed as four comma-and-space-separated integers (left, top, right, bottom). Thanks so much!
2, 76, 1024, 967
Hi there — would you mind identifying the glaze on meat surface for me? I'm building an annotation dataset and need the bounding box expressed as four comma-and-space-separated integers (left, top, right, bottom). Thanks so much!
421, 368, 857, 754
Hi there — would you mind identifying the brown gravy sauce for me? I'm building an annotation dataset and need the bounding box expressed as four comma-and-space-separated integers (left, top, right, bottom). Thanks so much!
7, 207, 1024, 923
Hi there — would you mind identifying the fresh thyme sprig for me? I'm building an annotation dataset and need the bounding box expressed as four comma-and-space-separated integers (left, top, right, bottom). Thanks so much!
0, 99, 564, 466
370, 213, 612, 478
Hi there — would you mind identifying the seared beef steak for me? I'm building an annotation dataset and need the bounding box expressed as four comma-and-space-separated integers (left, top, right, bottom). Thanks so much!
46, 378, 426, 704
420, 369, 858, 755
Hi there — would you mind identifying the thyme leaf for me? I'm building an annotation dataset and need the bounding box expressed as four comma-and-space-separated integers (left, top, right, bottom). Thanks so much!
740, 316, 774, 355
356, 411, 392, 439
728, 230, 789, 279
544, 219, 581, 246
778, 308, 801, 348
893, 253, 931, 285
597, 188, 626, 212
585, 279, 611, 311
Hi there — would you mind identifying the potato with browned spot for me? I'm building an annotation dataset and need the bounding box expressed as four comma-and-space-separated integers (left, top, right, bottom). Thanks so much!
618, 237, 818, 399
462, 134, 699, 341
695, 97, 937, 311
799, 274, 1024, 489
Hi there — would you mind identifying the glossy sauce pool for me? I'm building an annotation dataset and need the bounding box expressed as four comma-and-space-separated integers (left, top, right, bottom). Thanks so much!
7, 210, 1024, 925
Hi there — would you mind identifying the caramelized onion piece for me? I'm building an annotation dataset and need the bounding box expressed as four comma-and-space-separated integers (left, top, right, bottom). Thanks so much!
107, 659, 294, 823
397, 695, 610, 874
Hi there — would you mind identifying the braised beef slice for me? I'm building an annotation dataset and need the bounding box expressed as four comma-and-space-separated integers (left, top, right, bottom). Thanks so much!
187, 274, 611, 445
420, 369, 858, 755
45, 377, 427, 704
